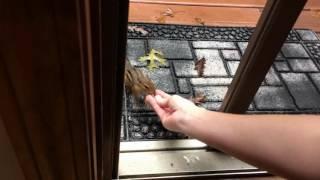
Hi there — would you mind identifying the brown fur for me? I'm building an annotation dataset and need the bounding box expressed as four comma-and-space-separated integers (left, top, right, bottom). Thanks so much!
124, 60, 156, 98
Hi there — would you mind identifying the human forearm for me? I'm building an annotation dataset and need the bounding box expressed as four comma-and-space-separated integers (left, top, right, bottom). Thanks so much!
180, 110, 320, 179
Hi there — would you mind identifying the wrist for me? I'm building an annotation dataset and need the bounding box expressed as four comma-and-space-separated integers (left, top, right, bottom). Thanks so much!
178, 106, 209, 135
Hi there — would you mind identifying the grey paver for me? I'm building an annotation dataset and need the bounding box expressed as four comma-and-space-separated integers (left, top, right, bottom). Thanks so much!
227, 61, 240, 76
275, 53, 285, 61
173, 61, 198, 77
281, 73, 320, 109
254, 87, 295, 110
237, 42, 283, 61
193, 41, 236, 49
288, 59, 318, 72
140, 68, 176, 93
237, 42, 248, 55
200, 102, 253, 111
296, 30, 319, 41
193, 86, 228, 101
281, 43, 309, 58
200, 102, 222, 111
274, 62, 290, 72
148, 40, 193, 59
190, 78, 232, 86
309, 73, 320, 91
177, 78, 190, 93
127, 39, 147, 66
194, 49, 228, 76
221, 50, 241, 60
265, 67, 282, 86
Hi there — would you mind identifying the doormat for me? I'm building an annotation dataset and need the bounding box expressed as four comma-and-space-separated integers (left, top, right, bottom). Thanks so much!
121, 23, 320, 141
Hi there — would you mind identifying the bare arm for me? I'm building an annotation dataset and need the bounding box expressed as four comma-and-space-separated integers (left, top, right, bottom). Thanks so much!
145, 90, 320, 179
181, 111, 320, 179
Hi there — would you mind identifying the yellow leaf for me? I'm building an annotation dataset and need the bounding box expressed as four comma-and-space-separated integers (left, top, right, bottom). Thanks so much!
139, 49, 167, 70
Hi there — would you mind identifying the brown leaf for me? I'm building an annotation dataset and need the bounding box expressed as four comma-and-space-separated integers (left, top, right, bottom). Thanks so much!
156, 16, 167, 23
189, 93, 206, 105
194, 57, 206, 77
195, 17, 205, 26
156, 8, 179, 23
128, 25, 148, 35
311, 10, 320, 18
162, 8, 175, 17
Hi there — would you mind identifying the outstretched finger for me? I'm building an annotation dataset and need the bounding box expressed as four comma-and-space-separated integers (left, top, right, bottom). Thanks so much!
156, 89, 171, 99
155, 95, 170, 107
145, 95, 167, 120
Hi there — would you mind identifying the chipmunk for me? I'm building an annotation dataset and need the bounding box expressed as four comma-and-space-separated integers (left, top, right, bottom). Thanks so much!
124, 60, 156, 99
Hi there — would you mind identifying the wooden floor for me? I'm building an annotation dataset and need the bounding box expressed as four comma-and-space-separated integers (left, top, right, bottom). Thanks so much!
128, 0, 320, 34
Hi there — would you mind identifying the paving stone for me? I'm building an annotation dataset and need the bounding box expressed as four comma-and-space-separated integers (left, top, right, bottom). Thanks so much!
281, 73, 320, 109
237, 42, 248, 55
227, 61, 240, 76
265, 67, 282, 86
275, 53, 285, 61
148, 40, 193, 59
177, 78, 190, 93
173, 61, 198, 77
193, 86, 228, 101
274, 62, 290, 72
281, 43, 309, 58
127, 39, 147, 67
200, 102, 222, 111
192, 41, 236, 49
288, 59, 318, 72
140, 68, 176, 93
296, 30, 319, 41
194, 49, 228, 76
309, 73, 320, 91
237, 42, 284, 61
254, 87, 295, 110
190, 78, 232, 86
221, 50, 241, 60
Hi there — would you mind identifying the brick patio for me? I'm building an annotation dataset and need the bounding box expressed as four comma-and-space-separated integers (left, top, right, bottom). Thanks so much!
122, 24, 320, 141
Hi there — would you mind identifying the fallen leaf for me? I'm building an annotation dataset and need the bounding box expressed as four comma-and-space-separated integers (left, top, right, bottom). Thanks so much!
139, 49, 167, 70
195, 17, 205, 26
128, 25, 148, 35
156, 16, 167, 23
162, 8, 175, 17
156, 8, 181, 23
189, 93, 206, 105
125, 60, 156, 99
194, 57, 206, 77
311, 10, 320, 18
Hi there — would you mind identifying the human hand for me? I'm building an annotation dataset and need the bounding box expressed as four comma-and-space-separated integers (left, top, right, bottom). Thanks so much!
145, 89, 205, 133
